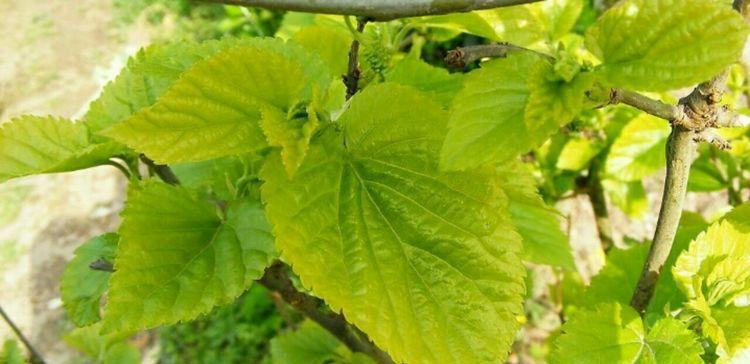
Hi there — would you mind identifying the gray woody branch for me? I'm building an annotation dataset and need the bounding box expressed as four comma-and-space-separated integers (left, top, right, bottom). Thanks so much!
200, 0, 542, 20
629, 0, 750, 314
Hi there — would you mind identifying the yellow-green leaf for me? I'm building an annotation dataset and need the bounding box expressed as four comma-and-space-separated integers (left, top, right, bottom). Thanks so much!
586, 0, 749, 91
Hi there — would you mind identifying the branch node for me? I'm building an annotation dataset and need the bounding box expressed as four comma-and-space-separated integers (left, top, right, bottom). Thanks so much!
694, 129, 732, 150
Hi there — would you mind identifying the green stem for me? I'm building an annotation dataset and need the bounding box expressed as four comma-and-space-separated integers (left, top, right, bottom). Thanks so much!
586, 160, 614, 253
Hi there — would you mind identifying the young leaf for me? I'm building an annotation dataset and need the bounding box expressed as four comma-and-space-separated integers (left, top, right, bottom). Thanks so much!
0, 116, 120, 182
605, 114, 670, 181
101, 40, 329, 164
586, 0, 749, 91
103, 182, 276, 334
270, 321, 375, 364
65, 323, 140, 364
551, 302, 703, 364
262, 84, 525, 364
498, 160, 575, 269
441, 52, 542, 170
524, 63, 592, 144
556, 137, 602, 171
704, 305, 750, 358
384, 57, 464, 108
61, 233, 118, 327
0, 340, 24, 364
260, 102, 320, 177
673, 221, 750, 306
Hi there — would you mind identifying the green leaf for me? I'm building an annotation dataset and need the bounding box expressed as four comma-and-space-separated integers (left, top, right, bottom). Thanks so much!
292, 25, 352, 77
101, 40, 329, 164
477, 6, 547, 47
384, 57, 464, 108
442, 53, 592, 171
441, 52, 542, 170
552, 302, 703, 364
270, 321, 375, 364
1, 340, 24, 364
498, 160, 575, 269
65, 323, 139, 364
171, 156, 251, 201
541, 0, 584, 40
0, 116, 120, 182
409, 13, 498, 40
582, 244, 650, 307
262, 84, 525, 364
61, 233, 118, 327
722, 201, 750, 233
642, 316, 705, 364
103, 182, 276, 334
605, 114, 670, 181
556, 137, 602, 171
707, 305, 750, 358
603, 179, 648, 218
86, 37, 286, 134
689, 156, 726, 192
586, 0, 749, 91
270, 322, 342, 364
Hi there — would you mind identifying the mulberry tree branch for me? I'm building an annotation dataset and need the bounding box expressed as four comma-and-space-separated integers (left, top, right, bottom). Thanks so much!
198, 0, 542, 20
258, 262, 394, 363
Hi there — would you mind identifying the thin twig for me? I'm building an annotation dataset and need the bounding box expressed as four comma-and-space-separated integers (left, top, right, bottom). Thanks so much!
258, 262, 394, 363
445, 43, 554, 68
139, 155, 180, 185
0, 305, 46, 364
196, 0, 543, 21
344, 18, 367, 100
609, 88, 684, 122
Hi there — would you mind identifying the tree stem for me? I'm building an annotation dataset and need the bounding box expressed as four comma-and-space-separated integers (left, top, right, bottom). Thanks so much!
0, 305, 46, 364
198, 0, 543, 20
258, 262, 394, 363
630, 126, 693, 313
